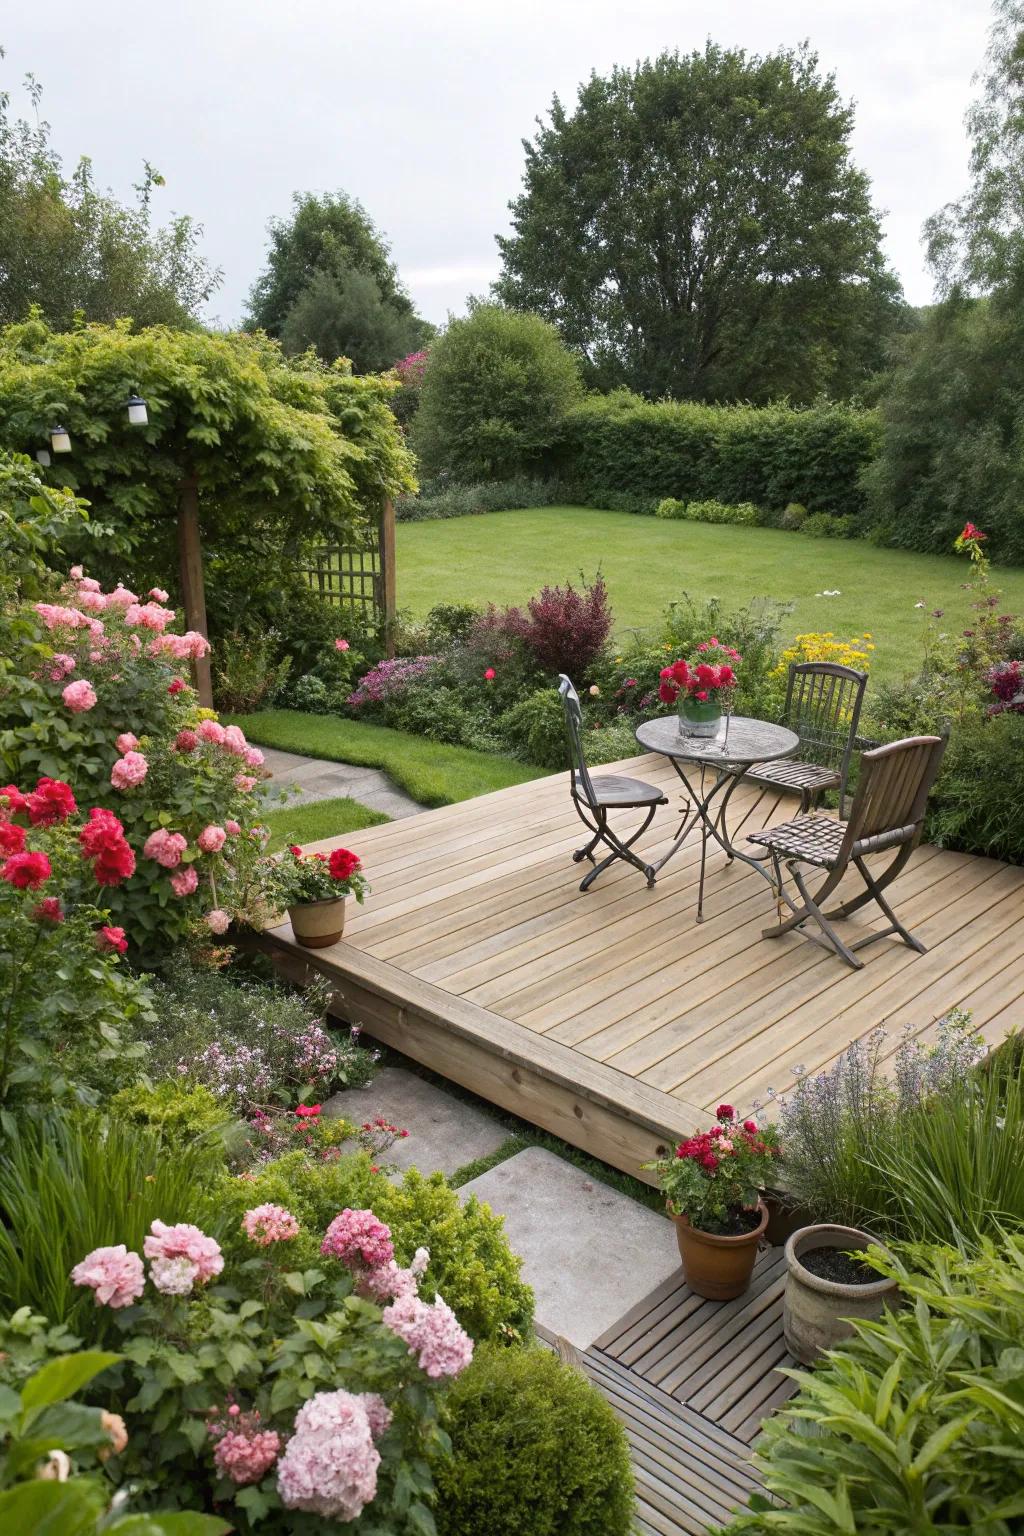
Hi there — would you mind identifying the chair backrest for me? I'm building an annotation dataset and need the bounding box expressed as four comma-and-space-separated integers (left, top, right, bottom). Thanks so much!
842, 735, 947, 857
785, 661, 869, 814
558, 674, 598, 809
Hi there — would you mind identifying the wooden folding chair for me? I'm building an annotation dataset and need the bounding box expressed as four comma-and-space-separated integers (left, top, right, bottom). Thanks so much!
747, 735, 947, 969
742, 661, 868, 822
558, 675, 668, 892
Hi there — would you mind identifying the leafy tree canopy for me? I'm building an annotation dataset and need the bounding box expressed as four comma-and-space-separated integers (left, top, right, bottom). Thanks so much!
411, 303, 583, 481
247, 191, 434, 371
495, 43, 905, 403
0, 54, 220, 329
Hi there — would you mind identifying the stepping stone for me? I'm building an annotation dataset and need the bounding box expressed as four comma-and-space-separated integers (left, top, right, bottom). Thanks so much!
457, 1147, 681, 1350
324, 1067, 507, 1179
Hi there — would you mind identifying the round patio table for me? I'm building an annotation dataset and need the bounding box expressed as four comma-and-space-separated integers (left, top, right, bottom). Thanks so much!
635, 713, 799, 921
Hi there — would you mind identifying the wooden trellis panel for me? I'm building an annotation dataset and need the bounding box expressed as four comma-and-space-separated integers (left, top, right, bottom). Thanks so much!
299, 498, 397, 654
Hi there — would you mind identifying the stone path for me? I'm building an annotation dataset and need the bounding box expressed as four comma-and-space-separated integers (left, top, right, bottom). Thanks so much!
324, 1067, 507, 1179
260, 746, 421, 820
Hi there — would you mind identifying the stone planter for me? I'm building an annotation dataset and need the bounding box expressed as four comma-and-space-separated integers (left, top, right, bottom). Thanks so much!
288, 895, 347, 949
678, 697, 722, 738
783, 1224, 899, 1364
673, 1201, 768, 1300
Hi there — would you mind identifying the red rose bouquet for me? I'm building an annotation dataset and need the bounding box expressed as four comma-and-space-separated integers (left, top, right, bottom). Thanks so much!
645, 1105, 781, 1234
658, 638, 741, 706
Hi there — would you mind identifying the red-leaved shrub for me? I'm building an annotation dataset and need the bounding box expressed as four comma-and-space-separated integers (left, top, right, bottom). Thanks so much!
517, 575, 612, 679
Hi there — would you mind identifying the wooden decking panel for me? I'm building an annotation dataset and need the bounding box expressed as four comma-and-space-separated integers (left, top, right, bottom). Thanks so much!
262, 752, 1024, 1179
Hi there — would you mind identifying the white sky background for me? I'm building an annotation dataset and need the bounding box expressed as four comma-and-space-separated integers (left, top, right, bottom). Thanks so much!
2, 0, 996, 327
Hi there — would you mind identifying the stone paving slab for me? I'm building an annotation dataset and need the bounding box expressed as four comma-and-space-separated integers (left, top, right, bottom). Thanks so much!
457, 1147, 682, 1350
324, 1067, 507, 1178
260, 746, 421, 819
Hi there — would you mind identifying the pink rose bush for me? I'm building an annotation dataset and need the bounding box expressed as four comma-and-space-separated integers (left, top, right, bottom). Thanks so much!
71, 1244, 145, 1309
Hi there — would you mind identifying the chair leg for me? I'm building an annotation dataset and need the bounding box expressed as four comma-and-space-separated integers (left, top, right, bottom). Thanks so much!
822, 845, 913, 921
762, 861, 846, 940
578, 804, 659, 892
846, 854, 926, 955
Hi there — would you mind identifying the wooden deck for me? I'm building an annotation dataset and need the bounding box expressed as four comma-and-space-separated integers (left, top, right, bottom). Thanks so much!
262, 751, 1024, 1182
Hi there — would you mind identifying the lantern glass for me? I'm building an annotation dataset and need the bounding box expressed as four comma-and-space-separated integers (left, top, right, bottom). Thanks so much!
36, 448, 52, 467
50, 426, 72, 454
127, 394, 148, 427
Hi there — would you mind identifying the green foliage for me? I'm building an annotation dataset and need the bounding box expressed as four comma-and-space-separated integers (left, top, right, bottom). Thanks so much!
656, 497, 759, 525
109, 1080, 236, 1152
434, 1343, 635, 1536
411, 305, 583, 481
722, 1237, 1024, 1535
926, 709, 1024, 863
496, 44, 903, 402
0, 451, 90, 600
0, 1112, 216, 1330
558, 394, 880, 521
211, 629, 292, 714
799, 511, 855, 538
496, 689, 567, 770
280, 267, 427, 373
395, 475, 560, 522
0, 62, 219, 329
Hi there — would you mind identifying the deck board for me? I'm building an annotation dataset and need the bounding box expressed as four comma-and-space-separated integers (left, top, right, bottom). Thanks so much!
260, 753, 1024, 1181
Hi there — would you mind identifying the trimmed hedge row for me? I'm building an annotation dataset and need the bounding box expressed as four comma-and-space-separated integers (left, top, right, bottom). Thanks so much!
551, 392, 881, 521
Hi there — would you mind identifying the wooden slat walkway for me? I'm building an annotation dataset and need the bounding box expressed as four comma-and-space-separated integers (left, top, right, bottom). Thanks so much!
260, 752, 1024, 1183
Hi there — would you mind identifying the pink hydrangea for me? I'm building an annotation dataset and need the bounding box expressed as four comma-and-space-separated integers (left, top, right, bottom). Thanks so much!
276, 1391, 380, 1521
198, 824, 226, 853
214, 1426, 282, 1486
245, 747, 264, 768
234, 774, 257, 793
48, 653, 76, 681
222, 725, 248, 755
110, 751, 148, 790
360, 1395, 392, 1440
144, 1220, 223, 1284
225, 819, 241, 836
63, 679, 97, 713
381, 1294, 473, 1378
71, 1244, 145, 1309
115, 732, 139, 754
321, 1209, 394, 1272
150, 1255, 199, 1295
242, 1204, 300, 1246
199, 719, 227, 746
143, 828, 188, 868
175, 729, 198, 754
206, 908, 231, 935
170, 866, 199, 897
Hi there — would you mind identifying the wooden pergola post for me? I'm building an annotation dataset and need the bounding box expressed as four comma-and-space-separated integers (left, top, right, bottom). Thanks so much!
177, 472, 213, 707
380, 496, 397, 658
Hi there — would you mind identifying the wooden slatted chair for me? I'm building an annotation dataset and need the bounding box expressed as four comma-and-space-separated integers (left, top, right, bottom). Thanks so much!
747, 734, 947, 969
558, 674, 668, 891
743, 661, 869, 820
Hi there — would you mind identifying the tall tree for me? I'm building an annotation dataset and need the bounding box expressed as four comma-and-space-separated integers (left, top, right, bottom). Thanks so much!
247, 191, 433, 370
0, 55, 220, 328
496, 44, 904, 403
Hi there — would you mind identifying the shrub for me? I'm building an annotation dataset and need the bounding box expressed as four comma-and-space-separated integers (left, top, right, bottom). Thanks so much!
655, 497, 759, 525
434, 1343, 635, 1536
800, 511, 855, 538
515, 574, 613, 680
555, 394, 880, 521
110, 1079, 237, 1152
395, 475, 560, 521
926, 709, 1024, 864
0, 450, 90, 602
497, 689, 568, 770
211, 628, 292, 713
773, 630, 874, 676
424, 602, 482, 649
779, 501, 808, 530
347, 655, 441, 709
724, 1237, 1024, 1535
412, 305, 583, 480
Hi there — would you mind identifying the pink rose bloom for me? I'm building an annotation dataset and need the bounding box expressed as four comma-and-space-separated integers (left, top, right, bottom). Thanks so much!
76, 575, 101, 593
223, 725, 248, 755
76, 588, 107, 613
225, 819, 241, 837
106, 584, 139, 609
149, 1255, 199, 1295
143, 828, 188, 868
382, 1293, 473, 1378
233, 774, 257, 793
149, 587, 169, 602
144, 1220, 223, 1284
125, 601, 175, 633
198, 824, 227, 853
244, 747, 264, 768
206, 908, 231, 934
71, 1244, 145, 1309
63, 679, 97, 713
170, 866, 199, 897
243, 1204, 300, 1246
276, 1391, 380, 1521
115, 732, 139, 754
334, 638, 350, 652
111, 751, 148, 790
151, 630, 210, 661
214, 1427, 282, 1486
69, 565, 84, 580
175, 729, 198, 754
199, 719, 226, 746
48, 652, 76, 681
321, 1209, 394, 1272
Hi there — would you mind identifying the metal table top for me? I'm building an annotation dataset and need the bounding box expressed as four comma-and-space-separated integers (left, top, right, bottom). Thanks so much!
635, 713, 799, 767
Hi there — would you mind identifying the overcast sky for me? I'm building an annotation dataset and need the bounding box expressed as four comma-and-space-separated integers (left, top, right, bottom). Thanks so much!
2, 0, 995, 327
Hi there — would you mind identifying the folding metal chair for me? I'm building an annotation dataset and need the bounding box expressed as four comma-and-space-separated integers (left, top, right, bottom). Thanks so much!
558, 675, 668, 892
743, 661, 869, 822
747, 734, 947, 969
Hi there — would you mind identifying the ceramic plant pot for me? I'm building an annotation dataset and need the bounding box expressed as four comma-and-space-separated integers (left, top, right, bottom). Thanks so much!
288, 895, 347, 949
783, 1223, 899, 1364
674, 1201, 768, 1300
678, 698, 722, 738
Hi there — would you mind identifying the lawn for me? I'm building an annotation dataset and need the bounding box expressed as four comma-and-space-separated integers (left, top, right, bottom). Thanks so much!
396, 506, 1024, 683
231, 711, 546, 807
259, 795, 390, 852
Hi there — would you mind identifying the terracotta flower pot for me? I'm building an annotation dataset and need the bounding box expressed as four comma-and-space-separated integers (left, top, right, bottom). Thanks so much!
783, 1224, 899, 1365
287, 895, 347, 949
673, 1201, 768, 1300
678, 697, 722, 738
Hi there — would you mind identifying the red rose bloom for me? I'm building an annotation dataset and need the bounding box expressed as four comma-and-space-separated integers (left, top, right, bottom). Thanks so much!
167, 678, 186, 694
288, 845, 303, 856
2, 850, 52, 889
0, 820, 26, 855
715, 1103, 735, 1122
658, 680, 678, 704
0, 784, 27, 816
96, 925, 128, 954
329, 847, 361, 882
700, 1152, 720, 1172
25, 777, 77, 827
175, 729, 198, 754
79, 807, 135, 886
32, 897, 64, 924
93, 841, 136, 886
742, 1119, 758, 1134
295, 1104, 322, 1119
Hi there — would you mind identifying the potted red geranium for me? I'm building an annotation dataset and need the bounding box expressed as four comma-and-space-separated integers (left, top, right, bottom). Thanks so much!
658, 638, 740, 737
645, 1105, 780, 1300
278, 844, 369, 948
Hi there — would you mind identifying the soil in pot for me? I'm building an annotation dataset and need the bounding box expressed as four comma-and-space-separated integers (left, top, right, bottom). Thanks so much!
798, 1247, 878, 1286
783, 1223, 899, 1365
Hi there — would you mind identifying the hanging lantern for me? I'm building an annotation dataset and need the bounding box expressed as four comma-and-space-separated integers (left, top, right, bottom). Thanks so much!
36, 447, 52, 467
50, 425, 72, 454
126, 393, 148, 427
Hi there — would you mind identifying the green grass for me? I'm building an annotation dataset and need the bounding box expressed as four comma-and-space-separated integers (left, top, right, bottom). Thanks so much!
231, 711, 547, 808
396, 506, 1024, 683
260, 795, 390, 852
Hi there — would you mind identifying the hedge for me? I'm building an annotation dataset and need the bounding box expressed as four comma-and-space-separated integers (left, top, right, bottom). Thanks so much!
552, 392, 881, 522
